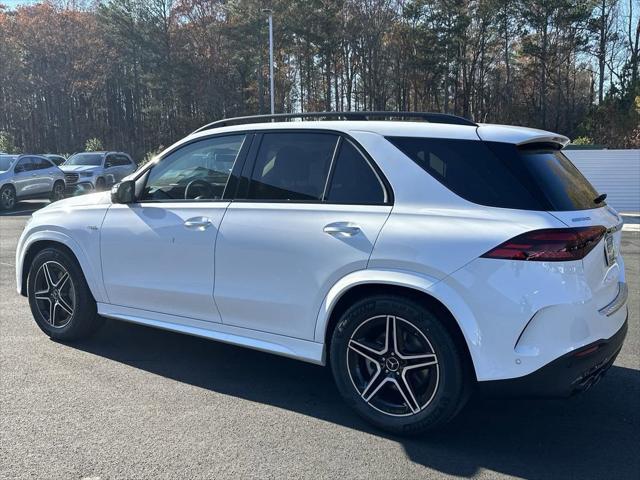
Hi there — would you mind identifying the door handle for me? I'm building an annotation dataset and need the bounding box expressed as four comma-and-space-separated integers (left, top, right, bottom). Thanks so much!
184, 217, 213, 230
323, 222, 361, 237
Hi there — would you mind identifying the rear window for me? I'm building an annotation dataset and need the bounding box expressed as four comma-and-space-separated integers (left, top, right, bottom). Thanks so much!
386, 137, 602, 211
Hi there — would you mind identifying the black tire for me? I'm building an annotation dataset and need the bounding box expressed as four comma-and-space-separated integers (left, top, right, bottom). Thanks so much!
95, 177, 106, 191
27, 247, 104, 341
330, 295, 469, 435
0, 184, 16, 210
50, 180, 65, 202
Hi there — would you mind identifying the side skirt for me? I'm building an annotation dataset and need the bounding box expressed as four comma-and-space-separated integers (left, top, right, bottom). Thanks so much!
97, 303, 325, 365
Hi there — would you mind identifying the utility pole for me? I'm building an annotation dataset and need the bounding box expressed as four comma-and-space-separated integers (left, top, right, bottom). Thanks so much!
263, 9, 275, 115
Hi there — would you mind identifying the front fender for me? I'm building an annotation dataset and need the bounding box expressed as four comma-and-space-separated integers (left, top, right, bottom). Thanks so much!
313, 269, 483, 374
16, 228, 107, 302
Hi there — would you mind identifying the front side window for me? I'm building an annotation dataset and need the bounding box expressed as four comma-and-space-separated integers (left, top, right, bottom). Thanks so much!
142, 135, 245, 201
247, 132, 338, 201
326, 140, 386, 204
14, 158, 33, 173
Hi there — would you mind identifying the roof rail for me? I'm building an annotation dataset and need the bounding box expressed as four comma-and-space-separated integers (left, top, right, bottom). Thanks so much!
192, 111, 477, 134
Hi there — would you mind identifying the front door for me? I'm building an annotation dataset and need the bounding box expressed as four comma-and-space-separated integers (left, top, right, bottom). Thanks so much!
100, 134, 249, 322
215, 132, 392, 339
12, 157, 39, 197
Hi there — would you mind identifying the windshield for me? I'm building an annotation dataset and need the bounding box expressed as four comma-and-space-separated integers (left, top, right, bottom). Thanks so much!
0, 155, 17, 172
65, 153, 103, 166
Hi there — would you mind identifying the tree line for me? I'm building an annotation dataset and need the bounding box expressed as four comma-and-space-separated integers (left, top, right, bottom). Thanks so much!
0, 0, 638, 159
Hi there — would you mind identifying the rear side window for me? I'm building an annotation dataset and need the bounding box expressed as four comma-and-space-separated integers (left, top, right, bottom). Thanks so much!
115, 154, 133, 166
326, 140, 386, 204
248, 133, 338, 201
32, 157, 53, 170
387, 137, 601, 211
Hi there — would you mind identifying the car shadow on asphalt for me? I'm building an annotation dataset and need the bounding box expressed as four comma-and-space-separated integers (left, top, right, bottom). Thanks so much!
68, 318, 639, 479
0, 200, 49, 216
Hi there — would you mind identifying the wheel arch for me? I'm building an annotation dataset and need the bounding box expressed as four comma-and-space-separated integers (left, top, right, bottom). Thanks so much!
18, 233, 104, 302
315, 271, 479, 381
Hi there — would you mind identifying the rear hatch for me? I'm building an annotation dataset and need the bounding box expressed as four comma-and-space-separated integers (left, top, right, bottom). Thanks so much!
481, 141, 623, 310
387, 134, 623, 309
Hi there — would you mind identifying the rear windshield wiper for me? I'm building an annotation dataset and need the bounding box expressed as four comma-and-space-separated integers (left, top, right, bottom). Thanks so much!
594, 193, 607, 204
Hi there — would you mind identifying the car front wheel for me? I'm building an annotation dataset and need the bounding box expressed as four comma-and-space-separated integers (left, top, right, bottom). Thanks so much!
50, 181, 65, 202
27, 247, 103, 341
0, 184, 16, 210
330, 295, 470, 434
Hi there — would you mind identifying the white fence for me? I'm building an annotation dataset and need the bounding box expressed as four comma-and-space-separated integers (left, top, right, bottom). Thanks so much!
565, 149, 640, 213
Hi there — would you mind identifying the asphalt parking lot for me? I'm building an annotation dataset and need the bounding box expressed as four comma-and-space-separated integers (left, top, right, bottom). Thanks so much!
1, 201, 639, 480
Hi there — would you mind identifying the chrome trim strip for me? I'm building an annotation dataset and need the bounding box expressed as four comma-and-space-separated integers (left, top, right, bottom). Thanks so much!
599, 282, 628, 316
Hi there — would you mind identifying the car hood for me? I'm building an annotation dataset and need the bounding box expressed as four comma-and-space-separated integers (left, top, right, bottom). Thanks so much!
59, 165, 101, 173
36, 191, 111, 214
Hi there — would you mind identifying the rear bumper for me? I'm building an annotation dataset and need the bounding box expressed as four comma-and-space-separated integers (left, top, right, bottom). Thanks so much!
479, 316, 628, 397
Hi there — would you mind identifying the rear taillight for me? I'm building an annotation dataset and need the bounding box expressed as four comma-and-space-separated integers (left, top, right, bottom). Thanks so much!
481, 226, 606, 261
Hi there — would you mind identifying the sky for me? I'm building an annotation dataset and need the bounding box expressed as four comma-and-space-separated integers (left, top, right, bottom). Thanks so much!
2, 1, 38, 7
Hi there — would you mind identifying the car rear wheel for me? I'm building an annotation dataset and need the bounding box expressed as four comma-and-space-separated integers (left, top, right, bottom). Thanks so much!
27, 247, 104, 341
50, 181, 65, 202
330, 295, 470, 434
0, 184, 16, 210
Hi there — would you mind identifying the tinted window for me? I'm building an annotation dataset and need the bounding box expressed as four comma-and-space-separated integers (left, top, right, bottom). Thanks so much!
143, 135, 245, 201
327, 140, 385, 204
31, 157, 53, 170
387, 137, 602, 211
248, 133, 338, 201
66, 153, 103, 166
15, 158, 33, 172
46, 155, 65, 166
115, 154, 132, 166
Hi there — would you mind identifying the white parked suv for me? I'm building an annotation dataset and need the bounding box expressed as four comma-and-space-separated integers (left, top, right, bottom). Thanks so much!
16, 112, 628, 434
0, 154, 66, 210
59, 151, 136, 193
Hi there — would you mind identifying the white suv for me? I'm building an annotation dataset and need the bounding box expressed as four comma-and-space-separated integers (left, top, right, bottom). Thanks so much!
59, 151, 136, 193
0, 154, 66, 210
15, 112, 628, 434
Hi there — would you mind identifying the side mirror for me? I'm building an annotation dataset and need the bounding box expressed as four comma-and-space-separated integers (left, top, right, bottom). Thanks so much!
111, 180, 136, 204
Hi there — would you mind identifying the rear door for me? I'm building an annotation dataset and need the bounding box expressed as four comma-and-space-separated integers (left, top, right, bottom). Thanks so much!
214, 131, 392, 340
30, 156, 56, 193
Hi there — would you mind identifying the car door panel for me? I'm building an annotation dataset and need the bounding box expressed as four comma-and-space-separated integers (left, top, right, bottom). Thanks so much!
101, 203, 228, 322
100, 134, 249, 323
12, 158, 34, 197
214, 202, 391, 339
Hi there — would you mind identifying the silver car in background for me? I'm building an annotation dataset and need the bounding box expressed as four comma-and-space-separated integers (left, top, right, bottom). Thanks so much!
59, 151, 136, 193
0, 154, 66, 210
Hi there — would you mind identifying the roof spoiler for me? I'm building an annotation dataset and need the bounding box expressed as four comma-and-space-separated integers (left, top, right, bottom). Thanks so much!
516, 134, 570, 149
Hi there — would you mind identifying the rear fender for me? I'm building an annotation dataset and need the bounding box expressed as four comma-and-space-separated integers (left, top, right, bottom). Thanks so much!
314, 269, 483, 375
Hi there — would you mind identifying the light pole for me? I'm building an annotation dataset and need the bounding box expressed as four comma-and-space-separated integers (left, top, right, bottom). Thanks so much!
263, 9, 275, 115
